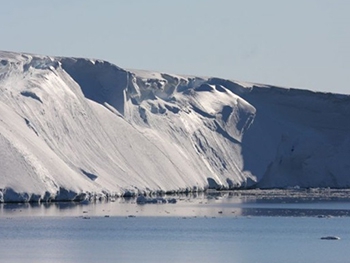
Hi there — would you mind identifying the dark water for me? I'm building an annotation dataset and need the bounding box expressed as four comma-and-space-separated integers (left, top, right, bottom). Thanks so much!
1, 190, 350, 263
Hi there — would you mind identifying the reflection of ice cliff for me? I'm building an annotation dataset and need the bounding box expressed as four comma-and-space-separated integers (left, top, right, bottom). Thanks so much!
1, 50, 350, 202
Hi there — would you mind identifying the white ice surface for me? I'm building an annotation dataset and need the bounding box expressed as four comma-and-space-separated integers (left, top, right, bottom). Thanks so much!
1, 50, 350, 202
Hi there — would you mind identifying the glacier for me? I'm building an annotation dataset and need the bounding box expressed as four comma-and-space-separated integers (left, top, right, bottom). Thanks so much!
0, 50, 350, 202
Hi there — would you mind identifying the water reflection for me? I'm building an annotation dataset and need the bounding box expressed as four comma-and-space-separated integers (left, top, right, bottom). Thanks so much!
2, 189, 350, 218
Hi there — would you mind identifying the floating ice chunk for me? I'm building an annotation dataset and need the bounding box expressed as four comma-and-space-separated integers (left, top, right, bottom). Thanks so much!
167, 198, 177, 204
320, 236, 340, 240
136, 195, 176, 204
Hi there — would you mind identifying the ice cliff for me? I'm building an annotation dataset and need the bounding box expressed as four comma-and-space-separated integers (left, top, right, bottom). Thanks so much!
0, 51, 349, 202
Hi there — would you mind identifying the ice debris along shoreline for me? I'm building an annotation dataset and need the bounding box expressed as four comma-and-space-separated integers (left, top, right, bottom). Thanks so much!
1, 50, 350, 202
0, 186, 196, 203
2, 187, 350, 204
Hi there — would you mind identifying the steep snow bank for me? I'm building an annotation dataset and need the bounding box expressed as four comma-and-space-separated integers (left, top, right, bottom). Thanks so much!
0, 50, 349, 202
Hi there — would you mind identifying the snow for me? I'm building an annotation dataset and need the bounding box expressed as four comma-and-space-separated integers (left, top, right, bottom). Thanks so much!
1, 50, 350, 202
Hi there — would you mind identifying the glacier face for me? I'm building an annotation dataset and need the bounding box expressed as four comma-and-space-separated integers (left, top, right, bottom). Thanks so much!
0, 50, 350, 202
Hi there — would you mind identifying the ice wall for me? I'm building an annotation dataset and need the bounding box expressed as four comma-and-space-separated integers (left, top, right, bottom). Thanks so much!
1, 50, 350, 202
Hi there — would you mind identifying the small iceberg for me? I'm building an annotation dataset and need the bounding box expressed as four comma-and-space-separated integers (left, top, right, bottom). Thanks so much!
320, 236, 341, 240
136, 195, 177, 204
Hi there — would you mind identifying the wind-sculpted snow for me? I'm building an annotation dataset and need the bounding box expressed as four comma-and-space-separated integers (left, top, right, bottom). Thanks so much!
0, 50, 350, 202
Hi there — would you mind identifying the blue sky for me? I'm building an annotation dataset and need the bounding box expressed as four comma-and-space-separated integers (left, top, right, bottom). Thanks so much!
1, 1, 349, 94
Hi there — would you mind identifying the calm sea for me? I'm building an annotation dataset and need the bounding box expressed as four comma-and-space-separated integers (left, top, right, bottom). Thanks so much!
1, 190, 350, 263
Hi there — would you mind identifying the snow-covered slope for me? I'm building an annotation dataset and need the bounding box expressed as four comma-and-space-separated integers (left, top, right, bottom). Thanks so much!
1, 50, 350, 202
